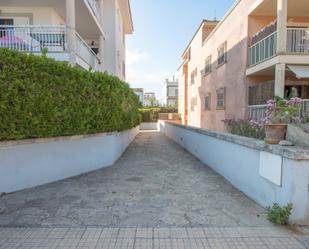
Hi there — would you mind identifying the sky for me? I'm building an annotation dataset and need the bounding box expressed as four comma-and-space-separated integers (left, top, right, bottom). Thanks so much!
126, 0, 235, 101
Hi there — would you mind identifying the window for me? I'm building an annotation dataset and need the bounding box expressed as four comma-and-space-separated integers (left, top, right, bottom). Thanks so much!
216, 87, 226, 109
204, 56, 212, 75
205, 93, 211, 110
190, 68, 197, 85
217, 42, 227, 66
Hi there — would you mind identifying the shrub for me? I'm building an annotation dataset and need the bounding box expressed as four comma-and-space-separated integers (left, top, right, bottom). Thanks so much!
139, 106, 178, 123
223, 119, 265, 140
159, 106, 178, 113
139, 107, 160, 122
0, 49, 140, 140
267, 203, 293, 225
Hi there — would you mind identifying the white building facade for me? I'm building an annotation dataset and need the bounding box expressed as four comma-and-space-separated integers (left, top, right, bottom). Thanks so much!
162, 77, 178, 107
0, 0, 133, 80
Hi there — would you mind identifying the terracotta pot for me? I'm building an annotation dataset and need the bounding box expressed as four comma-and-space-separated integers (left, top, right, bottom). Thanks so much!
264, 124, 287, 144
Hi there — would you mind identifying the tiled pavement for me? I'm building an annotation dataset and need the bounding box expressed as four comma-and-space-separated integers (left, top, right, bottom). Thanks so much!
0, 227, 308, 249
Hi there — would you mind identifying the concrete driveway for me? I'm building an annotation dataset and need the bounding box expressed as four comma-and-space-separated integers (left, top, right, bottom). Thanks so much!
0, 131, 269, 227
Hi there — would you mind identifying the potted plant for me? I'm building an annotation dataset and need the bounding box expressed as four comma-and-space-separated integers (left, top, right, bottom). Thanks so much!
264, 97, 302, 144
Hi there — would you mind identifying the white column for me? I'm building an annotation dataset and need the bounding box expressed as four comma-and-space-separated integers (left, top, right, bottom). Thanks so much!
102, 0, 117, 76
277, 0, 287, 54
275, 63, 286, 98
66, 0, 76, 65
98, 0, 105, 72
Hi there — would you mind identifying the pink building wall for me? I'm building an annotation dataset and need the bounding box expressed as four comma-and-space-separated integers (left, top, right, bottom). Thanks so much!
179, 0, 257, 131
178, 0, 309, 132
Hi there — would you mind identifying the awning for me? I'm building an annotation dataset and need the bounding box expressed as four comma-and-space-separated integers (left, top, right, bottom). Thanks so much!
287, 65, 309, 79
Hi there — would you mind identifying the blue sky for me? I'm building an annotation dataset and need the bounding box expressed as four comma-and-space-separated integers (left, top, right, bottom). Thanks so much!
126, 0, 235, 100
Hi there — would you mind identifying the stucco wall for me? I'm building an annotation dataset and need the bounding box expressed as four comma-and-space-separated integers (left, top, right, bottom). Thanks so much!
0, 127, 139, 194
159, 121, 309, 225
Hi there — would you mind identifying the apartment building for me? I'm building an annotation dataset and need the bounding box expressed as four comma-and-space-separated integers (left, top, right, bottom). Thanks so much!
178, 0, 309, 131
0, 0, 133, 80
144, 92, 158, 107
162, 77, 179, 107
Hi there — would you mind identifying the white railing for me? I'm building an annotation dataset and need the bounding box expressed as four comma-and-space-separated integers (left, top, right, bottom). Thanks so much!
248, 104, 268, 120
75, 32, 100, 70
0, 25, 66, 52
287, 28, 309, 54
86, 0, 101, 22
0, 25, 100, 71
249, 28, 309, 66
249, 31, 277, 66
249, 99, 309, 120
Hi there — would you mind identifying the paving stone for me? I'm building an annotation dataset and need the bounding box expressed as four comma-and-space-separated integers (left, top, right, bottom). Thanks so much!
0, 226, 308, 248
118, 228, 136, 238
153, 238, 173, 249
134, 238, 153, 249
136, 228, 153, 238
170, 228, 188, 238
186, 228, 205, 238
154, 228, 171, 239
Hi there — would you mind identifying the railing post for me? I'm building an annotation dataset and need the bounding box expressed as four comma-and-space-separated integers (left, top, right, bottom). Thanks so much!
66, 0, 77, 65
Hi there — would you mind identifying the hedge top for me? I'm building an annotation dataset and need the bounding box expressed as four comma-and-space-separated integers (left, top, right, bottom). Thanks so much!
0, 49, 140, 141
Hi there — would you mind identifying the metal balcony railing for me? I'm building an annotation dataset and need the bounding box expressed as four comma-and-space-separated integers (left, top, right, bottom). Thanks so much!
0, 25, 100, 71
249, 28, 309, 66
287, 28, 309, 54
0, 25, 67, 52
249, 31, 277, 66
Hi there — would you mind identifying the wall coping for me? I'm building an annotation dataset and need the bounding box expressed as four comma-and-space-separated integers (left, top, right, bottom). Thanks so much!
0, 126, 139, 148
164, 121, 309, 161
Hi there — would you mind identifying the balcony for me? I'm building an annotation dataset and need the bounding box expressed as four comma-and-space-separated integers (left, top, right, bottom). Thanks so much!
249, 28, 309, 67
0, 25, 100, 71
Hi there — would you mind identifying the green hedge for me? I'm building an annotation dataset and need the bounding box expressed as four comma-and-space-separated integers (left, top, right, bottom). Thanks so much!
139, 107, 178, 123
0, 49, 140, 140
139, 108, 160, 122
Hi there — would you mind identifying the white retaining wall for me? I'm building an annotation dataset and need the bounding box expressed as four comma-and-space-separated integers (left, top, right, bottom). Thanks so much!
0, 127, 139, 193
159, 121, 309, 225
139, 122, 159, 130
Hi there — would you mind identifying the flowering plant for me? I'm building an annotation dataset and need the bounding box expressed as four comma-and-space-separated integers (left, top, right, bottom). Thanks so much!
265, 97, 302, 124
